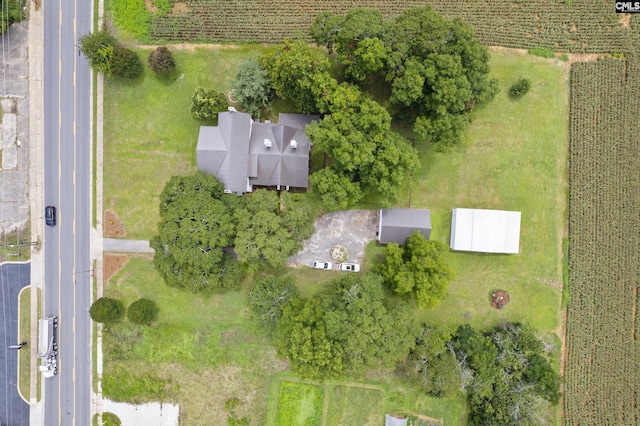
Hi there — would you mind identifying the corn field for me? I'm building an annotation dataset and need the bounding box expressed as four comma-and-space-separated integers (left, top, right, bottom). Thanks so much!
565, 56, 640, 424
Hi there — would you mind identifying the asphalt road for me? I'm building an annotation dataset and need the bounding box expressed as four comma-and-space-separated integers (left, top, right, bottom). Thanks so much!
43, 0, 92, 424
0, 262, 30, 426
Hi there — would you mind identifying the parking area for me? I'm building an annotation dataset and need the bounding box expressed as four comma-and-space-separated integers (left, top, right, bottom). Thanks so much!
289, 210, 378, 269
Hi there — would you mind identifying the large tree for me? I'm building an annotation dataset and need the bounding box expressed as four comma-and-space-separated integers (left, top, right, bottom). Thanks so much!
231, 57, 272, 117
260, 39, 330, 114
79, 30, 117, 76
308, 84, 419, 208
249, 275, 299, 334
384, 6, 498, 149
150, 172, 243, 292
377, 231, 455, 309
234, 190, 314, 271
276, 273, 415, 379
453, 323, 561, 425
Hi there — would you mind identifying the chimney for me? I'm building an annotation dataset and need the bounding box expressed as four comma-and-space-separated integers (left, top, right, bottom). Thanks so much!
291, 140, 297, 150
264, 138, 272, 150
228, 106, 237, 112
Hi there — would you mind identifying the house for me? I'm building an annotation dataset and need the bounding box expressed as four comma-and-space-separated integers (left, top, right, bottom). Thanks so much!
385, 414, 408, 426
450, 208, 521, 254
196, 110, 319, 194
377, 208, 432, 244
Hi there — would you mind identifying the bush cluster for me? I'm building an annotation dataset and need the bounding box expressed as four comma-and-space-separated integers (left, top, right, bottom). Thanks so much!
509, 78, 532, 99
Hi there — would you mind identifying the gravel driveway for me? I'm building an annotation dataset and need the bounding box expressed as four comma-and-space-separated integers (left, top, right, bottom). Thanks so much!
289, 210, 378, 268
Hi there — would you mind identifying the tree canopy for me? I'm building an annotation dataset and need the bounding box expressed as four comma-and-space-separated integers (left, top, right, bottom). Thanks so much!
260, 39, 330, 114
248, 275, 299, 334
90, 297, 124, 323
127, 298, 159, 324
0, 0, 24, 34
276, 273, 415, 379
231, 57, 272, 117
150, 171, 243, 292
148, 46, 176, 76
308, 83, 419, 209
377, 231, 455, 309
190, 87, 228, 120
453, 323, 561, 424
79, 30, 117, 76
110, 46, 143, 79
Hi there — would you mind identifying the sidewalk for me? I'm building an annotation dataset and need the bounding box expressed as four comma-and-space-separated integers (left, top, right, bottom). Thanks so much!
103, 238, 153, 253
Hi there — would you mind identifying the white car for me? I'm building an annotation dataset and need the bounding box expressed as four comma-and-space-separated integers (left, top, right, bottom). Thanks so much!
339, 263, 360, 272
312, 261, 332, 270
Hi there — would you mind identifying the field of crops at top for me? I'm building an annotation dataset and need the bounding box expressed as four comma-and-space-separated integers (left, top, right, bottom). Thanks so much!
565, 57, 640, 424
145, 0, 633, 52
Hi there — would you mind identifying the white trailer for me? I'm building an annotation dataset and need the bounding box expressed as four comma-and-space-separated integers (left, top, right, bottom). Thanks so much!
37, 316, 58, 378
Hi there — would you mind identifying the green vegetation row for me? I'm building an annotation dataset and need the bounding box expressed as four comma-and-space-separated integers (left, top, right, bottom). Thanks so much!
565, 57, 640, 424
113, 0, 634, 53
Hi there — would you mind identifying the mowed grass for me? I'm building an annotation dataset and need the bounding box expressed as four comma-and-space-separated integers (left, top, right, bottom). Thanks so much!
409, 50, 567, 332
326, 385, 384, 425
103, 45, 272, 239
18, 287, 30, 400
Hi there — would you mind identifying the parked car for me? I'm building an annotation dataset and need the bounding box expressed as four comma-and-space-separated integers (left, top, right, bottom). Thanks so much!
312, 261, 332, 270
339, 263, 360, 272
45, 206, 56, 226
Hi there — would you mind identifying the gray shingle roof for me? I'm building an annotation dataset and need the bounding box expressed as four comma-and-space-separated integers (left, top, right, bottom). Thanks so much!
378, 208, 432, 244
197, 110, 313, 193
385, 414, 408, 426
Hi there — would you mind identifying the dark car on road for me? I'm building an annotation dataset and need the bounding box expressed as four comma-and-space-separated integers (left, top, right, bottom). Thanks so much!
45, 206, 56, 226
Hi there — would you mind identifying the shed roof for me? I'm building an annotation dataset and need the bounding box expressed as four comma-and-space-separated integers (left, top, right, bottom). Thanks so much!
378, 208, 431, 244
450, 208, 521, 254
385, 414, 408, 426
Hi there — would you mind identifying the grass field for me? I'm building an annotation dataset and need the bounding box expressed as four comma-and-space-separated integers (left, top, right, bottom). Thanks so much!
408, 50, 567, 332
325, 385, 384, 425
103, 45, 272, 239
274, 381, 324, 426
18, 287, 30, 400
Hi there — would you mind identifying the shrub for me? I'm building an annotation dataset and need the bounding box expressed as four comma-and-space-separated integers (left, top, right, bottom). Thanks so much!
559, 53, 569, 62
90, 297, 124, 323
148, 46, 176, 76
509, 78, 532, 99
79, 30, 117, 76
110, 46, 143, 79
102, 412, 122, 426
127, 298, 159, 324
528, 47, 556, 58
190, 87, 228, 120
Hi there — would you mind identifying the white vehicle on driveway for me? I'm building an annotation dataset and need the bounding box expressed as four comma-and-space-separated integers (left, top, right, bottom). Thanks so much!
339, 263, 360, 272
312, 261, 333, 270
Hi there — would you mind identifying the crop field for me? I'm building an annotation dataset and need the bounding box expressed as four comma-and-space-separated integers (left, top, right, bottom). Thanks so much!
564, 57, 640, 424
116, 0, 635, 53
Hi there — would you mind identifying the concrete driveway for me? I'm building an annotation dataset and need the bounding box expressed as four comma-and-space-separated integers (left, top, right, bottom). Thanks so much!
289, 210, 378, 269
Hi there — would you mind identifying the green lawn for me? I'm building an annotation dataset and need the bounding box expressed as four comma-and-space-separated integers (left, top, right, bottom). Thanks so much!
104, 45, 273, 239
18, 287, 30, 400
407, 51, 567, 332
326, 385, 384, 426
274, 381, 324, 426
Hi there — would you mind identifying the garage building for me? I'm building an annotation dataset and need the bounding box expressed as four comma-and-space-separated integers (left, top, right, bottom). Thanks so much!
450, 208, 521, 254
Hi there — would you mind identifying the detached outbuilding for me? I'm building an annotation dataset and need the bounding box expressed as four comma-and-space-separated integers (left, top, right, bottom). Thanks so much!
385, 414, 408, 426
377, 208, 431, 245
450, 208, 521, 254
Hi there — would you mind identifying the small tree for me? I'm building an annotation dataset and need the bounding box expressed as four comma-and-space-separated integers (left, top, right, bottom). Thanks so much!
509, 78, 532, 99
110, 46, 143, 79
127, 298, 159, 324
148, 46, 176, 76
89, 297, 124, 323
190, 87, 228, 120
79, 30, 117, 76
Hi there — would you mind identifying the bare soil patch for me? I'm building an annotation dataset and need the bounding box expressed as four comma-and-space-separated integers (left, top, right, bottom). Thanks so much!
144, 0, 158, 13
620, 13, 631, 28
104, 253, 129, 282
173, 2, 190, 13
490, 290, 510, 309
104, 209, 127, 237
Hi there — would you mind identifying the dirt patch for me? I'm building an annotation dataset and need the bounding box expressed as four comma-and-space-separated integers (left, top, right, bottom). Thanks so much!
490, 290, 510, 309
173, 2, 190, 13
104, 209, 127, 237
133, 43, 248, 52
104, 253, 129, 282
144, 0, 158, 13
620, 13, 631, 28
